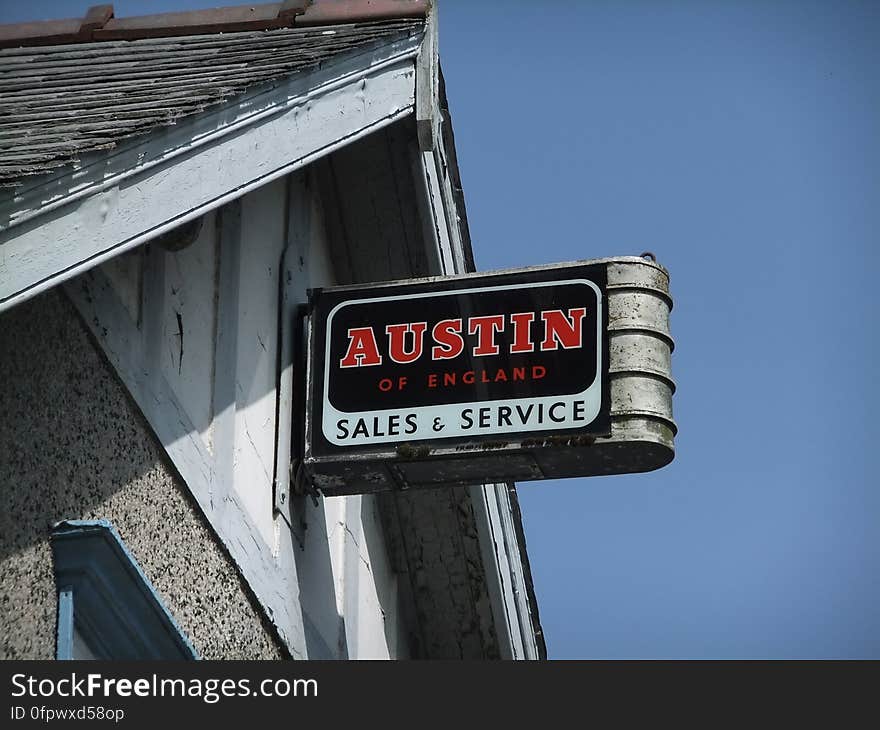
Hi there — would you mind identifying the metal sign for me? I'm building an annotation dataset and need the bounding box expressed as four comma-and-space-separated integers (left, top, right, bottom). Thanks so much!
303, 257, 675, 495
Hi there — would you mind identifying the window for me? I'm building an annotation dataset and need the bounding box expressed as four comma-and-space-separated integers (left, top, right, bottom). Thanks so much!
51, 520, 197, 660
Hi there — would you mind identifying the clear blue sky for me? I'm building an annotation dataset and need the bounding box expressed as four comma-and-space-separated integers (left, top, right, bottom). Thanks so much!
5, 0, 878, 659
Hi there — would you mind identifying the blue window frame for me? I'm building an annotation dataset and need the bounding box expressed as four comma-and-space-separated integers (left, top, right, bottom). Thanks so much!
51, 520, 197, 660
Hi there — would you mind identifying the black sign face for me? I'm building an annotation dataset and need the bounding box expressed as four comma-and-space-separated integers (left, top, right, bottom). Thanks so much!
308, 264, 609, 456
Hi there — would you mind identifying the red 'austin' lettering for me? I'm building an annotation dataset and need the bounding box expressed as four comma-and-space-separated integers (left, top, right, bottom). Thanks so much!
468, 315, 505, 357
540, 308, 587, 350
509, 312, 535, 353
431, 319, 464, 360
340, 327, 383, 368
386, 322, 427, 364
337, 307, 588, 368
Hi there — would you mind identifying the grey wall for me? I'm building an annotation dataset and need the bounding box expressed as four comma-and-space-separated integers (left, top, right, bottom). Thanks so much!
0, 289, 284, 660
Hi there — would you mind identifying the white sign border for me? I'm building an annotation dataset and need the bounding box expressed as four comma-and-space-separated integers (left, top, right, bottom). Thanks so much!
321, 278, 604, 447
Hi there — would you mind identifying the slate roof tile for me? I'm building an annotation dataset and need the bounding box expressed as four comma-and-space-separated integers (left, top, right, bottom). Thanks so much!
0, 2, 427, 186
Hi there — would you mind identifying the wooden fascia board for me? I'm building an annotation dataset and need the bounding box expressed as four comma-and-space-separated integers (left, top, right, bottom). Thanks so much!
0, 31, 422, 314
415, 3, 438, 151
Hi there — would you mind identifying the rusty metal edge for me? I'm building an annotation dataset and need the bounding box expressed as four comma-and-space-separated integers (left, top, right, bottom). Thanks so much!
0, 1, 429, 50
296, 0, 431, 26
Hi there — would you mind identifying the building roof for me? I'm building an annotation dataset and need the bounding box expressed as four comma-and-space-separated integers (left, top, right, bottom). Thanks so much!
0, 2, 428, 186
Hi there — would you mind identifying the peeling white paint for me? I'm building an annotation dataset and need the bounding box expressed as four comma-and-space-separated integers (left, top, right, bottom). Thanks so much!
0, 38, 422, 314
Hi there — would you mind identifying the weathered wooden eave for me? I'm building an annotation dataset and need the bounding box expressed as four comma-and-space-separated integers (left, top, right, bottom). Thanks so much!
0, 28, 426, 314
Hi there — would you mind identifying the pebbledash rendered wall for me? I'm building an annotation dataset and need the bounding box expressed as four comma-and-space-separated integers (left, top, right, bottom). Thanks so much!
0, 289, 285, 660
